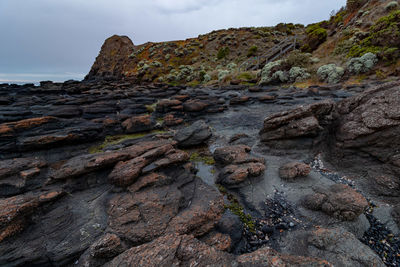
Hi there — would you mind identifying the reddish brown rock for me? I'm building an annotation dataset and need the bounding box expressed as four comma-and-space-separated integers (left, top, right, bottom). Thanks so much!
108, 185, 182, 243
303, 184, 368, 221
0, 190, 64, 242
167, 179, 225, 237
121, 114, 155, 133
51, 140, 175, 180
218, 163, 266, 185
203, 232, 232, 252
85, 35, 135, 81
183, 100, 209, 112
214, 145, 266, 186
258, 94, 276, 101
105, 234, 234, 267
237, 247, 332, 267
230, 96, 250, 105
156, 99, 182, 112
163, 114, 184, 126
0, 117, 58, 134
128, 172, 169, 192
0, 157, 46, 180
90, 233, 123, 258
279, 162, 311, 181
214, 145, 262, 165
108, 142, 188, 186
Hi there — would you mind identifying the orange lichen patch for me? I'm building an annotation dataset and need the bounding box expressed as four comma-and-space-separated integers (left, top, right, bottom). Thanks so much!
0, 124, 13, 135
12, 116, 58, 130
38, 191, 64, 202
0, 218, 25, 243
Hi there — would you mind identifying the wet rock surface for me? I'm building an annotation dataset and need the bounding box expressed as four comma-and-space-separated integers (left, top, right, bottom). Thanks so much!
1, 80, 399, 266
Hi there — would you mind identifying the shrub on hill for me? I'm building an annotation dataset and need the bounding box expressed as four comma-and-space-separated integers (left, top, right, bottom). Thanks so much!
217, 47, 230, 60
247, 46, 258, 57
301, 23, 328, 52
347, 10, 400, 62
347, 52, 378, 74
317, 64, 345, 84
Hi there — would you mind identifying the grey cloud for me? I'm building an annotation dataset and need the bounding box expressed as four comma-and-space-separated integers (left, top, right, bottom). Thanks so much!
0, 0, 346, 82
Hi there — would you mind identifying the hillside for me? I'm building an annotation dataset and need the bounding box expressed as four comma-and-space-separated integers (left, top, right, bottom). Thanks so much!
86, 0, 400, 87
85, 24, 305, 84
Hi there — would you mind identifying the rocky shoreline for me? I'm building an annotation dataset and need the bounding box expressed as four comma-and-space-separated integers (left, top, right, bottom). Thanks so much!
1, 79, 400, 266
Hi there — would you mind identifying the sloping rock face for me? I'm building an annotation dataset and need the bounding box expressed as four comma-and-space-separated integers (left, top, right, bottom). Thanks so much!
332, 81, 400, 174
85, 35, 135, 81
259, 100, 335, 142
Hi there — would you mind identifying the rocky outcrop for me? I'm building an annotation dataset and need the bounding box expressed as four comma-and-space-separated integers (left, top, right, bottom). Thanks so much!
174, 120, 212, 147
332, 81, 400, 174
279, 162, 311, 181
307, 227, 385, 267
259, 100, 335, 142
85, 35, 135, 81
303, 184, 368, 221
214, 145, 266, 186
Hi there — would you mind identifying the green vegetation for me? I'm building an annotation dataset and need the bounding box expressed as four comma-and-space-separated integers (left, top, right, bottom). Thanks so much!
347, 10, 400, 62
189, 152, 216, 165
237, 72, 255, 81
302, 23, 328, 52
88, 130, 166, 154
145, 102, 157, 113
247, 46, 258, 57
283, 51, 311, 68
217, 184, 256, 232
217, 47, 230, 60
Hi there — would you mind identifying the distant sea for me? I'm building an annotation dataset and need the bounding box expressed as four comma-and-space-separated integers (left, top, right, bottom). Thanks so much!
0, 73, 85, 85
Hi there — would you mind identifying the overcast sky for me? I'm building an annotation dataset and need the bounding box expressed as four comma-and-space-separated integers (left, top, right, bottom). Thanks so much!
0, 0, 346, 83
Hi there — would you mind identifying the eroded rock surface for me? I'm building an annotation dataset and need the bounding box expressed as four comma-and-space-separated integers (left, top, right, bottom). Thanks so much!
303, 184, 368, 221
1, 80, 398, 266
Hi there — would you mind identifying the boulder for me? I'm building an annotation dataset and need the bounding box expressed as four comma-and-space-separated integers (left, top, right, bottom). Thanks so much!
279, 162, 311, 181
307, 227, 384, 267
174, 120, 212, 147
122, 114, 155, 133
259, 100, 334, 142
303, 184, 368, 221
333, 81, 400, 173
183, 100, 209, 112
237, 247, 332, 266
104, 234, 235, 267
214, 145, 265, 186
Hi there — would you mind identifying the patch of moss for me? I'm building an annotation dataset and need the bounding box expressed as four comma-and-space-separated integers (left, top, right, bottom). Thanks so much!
145, 102, 158, 113
88, 130, 166, 154
187, 80, 201, 87
237, 72, 254, 81
189, 152, 215, 165
216, 184, 256, 233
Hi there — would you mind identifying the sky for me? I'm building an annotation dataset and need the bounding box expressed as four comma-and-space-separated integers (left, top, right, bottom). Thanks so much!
0, 0, 346, 83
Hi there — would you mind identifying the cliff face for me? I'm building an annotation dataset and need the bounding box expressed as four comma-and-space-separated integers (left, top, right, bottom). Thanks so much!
85, 35, 135, 81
